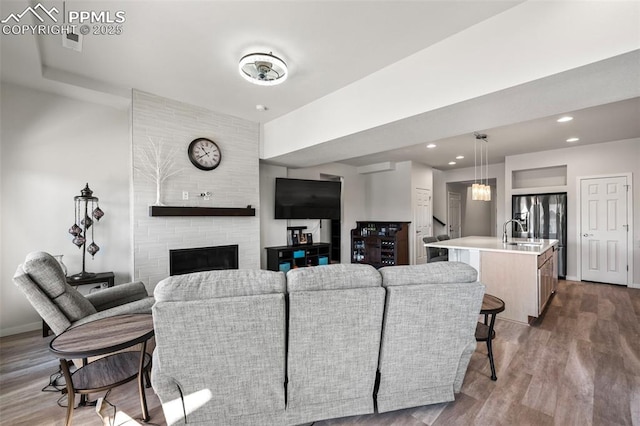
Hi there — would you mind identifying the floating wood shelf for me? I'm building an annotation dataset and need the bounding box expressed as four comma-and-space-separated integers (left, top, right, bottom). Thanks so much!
149, 206, 255, 217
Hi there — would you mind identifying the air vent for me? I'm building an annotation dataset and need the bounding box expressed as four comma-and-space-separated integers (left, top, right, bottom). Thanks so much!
62, 32, 82, 52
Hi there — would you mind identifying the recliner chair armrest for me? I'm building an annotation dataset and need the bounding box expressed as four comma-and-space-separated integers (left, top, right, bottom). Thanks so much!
73, 297, 155, 327
85, 281, 150, 312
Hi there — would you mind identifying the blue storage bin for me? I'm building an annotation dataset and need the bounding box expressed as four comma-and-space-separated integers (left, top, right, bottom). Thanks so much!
279, 262, 291, 272
293, 250, 305, 259
318, 256, 329, 265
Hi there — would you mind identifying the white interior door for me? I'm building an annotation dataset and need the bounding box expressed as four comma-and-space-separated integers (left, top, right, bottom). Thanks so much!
448, 192, 461, 239
580, 176, 628, 285
414, 188, 431, 264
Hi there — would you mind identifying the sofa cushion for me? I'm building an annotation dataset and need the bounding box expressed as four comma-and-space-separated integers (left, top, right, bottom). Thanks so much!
154, 269, 286, 302
379, 261, 477, 287
286, 264, 381, 292
22, 251, 97, 322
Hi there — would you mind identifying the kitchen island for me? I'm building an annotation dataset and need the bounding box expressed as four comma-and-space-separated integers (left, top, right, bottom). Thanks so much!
424, 236, 559, 324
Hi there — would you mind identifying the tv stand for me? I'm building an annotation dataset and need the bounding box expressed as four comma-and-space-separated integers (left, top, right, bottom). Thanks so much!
265, 243, 332, 272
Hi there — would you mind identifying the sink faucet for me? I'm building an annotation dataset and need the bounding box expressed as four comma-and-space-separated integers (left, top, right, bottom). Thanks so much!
503, 219, 524, 243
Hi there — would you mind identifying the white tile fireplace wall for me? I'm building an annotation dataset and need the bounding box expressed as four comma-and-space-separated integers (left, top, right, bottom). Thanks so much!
132, 90, 260, 292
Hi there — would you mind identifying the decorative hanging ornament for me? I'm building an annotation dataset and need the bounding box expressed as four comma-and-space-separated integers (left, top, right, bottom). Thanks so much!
81, 216, 93, 228
72, 235, 86, 248
92, 207, 104, 221
87, 242, 100, 257
68, 224, 82, 236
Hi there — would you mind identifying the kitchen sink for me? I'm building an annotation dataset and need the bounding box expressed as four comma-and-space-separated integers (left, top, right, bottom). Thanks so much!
504, 241, 543, 247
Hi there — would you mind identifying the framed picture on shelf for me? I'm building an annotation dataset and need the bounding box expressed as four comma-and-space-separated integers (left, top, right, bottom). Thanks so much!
305, 233, 313, 245
292, 234, 299, 246
299, 233, 307, 244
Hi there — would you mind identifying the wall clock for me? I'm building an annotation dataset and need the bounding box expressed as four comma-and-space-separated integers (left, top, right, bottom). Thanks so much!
187, 138, 221, 171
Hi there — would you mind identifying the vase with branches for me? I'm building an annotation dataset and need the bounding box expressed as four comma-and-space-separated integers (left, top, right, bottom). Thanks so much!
134, 137, 183, 206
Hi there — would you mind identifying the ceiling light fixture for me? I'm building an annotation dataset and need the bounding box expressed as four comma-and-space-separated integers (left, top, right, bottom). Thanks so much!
426, 143, 437, 149
557, 116, 573, 123
449, 161, 456, 165
239, 52, 288, 86
566, 137, 580, 143
472, 133, 491, 202
456, 155, 464, 159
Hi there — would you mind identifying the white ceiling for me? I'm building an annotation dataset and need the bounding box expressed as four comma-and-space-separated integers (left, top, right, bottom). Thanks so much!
1, 0, 639, 170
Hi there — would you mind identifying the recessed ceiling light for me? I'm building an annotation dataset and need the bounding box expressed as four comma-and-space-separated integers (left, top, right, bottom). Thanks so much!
256, 104, 268, 111
456, 155, 464, 159
566, 137, 580, 143
426, 144, 436, 149
557, 116, 573, 123
448, 161, 456, 165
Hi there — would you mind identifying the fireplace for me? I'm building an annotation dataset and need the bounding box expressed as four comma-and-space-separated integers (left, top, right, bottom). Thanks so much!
169, 244, 239, 276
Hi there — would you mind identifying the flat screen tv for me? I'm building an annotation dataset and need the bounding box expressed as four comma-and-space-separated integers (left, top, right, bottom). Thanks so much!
275, 178, 341, 219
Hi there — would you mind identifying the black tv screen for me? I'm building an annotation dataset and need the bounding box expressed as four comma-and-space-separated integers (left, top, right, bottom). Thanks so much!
275, 178, 341, 219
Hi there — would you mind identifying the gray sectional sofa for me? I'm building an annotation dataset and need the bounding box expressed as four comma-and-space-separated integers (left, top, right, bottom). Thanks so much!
151, 262, 485, 425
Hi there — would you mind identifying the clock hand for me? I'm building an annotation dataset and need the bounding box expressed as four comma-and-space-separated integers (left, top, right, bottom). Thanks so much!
196, 150, 211, 159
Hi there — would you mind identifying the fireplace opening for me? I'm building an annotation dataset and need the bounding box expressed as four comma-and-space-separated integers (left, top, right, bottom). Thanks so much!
169, 244, 239, 276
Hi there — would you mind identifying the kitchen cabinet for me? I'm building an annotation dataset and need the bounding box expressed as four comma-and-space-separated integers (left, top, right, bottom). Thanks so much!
428, 236, 559, 324
537, 247, 556, 313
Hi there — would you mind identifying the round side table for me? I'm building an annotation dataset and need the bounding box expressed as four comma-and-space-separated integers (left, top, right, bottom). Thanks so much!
49, 314, 154, 426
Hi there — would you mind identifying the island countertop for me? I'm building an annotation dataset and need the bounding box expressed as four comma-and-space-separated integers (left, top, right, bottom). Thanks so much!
424, 236, 560, 324
424, 236, 558, 255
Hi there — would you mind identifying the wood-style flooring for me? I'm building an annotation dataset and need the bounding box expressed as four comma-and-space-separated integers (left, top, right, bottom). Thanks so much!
1, 280, 638, 425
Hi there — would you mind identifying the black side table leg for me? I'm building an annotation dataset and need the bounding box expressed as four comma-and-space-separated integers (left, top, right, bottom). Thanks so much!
487, 312, 498, 381
487, 339, 497, 381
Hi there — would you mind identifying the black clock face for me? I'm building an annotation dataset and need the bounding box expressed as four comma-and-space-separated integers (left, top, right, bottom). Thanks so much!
188, 138, 221, 170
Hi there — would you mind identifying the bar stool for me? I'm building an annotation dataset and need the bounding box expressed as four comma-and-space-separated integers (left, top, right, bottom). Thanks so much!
475, 294, 505, 381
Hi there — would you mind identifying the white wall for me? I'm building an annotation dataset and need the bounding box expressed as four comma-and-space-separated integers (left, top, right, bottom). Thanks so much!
132, 91, 261, 291
0, 83, 130, 336
365, 161, 412, 221
259, 163, 288, 268
505, 138, 640, 285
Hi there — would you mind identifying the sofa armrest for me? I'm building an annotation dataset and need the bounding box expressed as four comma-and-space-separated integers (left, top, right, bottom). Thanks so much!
85, 281, 149, 312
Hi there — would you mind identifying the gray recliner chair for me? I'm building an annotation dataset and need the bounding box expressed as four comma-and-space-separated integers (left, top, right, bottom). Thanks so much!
13, 251, 154, 336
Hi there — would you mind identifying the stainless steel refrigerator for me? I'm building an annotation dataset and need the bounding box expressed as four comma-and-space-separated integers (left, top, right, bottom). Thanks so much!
512, 193, 567, 278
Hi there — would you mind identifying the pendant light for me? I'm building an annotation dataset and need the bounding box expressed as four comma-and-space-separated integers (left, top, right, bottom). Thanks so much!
472, 133, 491, 201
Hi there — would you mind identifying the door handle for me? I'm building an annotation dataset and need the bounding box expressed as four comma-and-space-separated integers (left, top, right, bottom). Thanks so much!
582, 233, 593, 237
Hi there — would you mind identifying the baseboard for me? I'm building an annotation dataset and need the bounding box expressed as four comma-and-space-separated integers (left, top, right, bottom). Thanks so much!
565, 275, 579, 282
629, 282, 640, 289
0, 321, 41, 337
